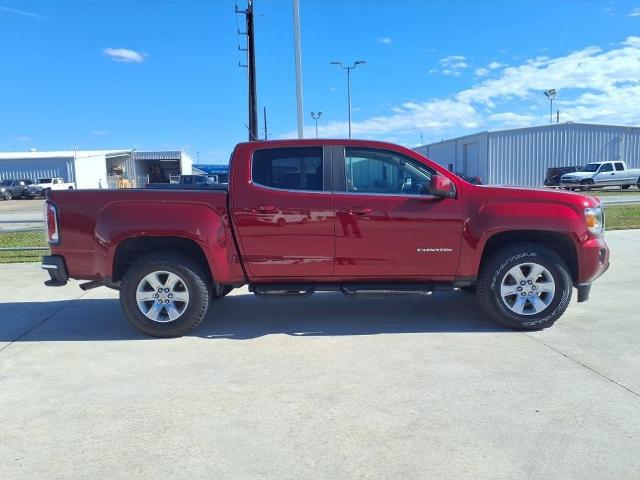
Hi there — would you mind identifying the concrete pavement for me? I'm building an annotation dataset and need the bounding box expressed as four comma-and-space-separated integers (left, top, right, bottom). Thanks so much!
0, 230, 639, 479
0, 199, 44, 232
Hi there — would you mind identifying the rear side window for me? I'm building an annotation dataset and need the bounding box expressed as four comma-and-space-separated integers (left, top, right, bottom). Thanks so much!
252, 147, 324, 192
615, 162, 625, 171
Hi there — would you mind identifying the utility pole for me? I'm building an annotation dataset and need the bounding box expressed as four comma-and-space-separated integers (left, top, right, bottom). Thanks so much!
236, 1, 258, 141
263, 106, 268, 140
293, 0, 304, 139
310, 111, 322, 139
331, 60, 366, 139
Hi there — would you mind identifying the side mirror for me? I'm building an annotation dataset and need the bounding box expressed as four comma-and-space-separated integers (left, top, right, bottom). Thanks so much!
430, 174, 456, 198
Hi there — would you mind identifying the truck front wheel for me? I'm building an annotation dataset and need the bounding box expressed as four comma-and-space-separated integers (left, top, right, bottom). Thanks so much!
477, 243, 573, 330
580, 179, 594, 191
120, 252, 210, 337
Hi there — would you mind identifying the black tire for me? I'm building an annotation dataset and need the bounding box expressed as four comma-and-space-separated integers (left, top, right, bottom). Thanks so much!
477, 242, 573, 330
3, 191, 12, 200
120, 251, 210, 337
621, 185, 630, 190
580, 179, 594, 191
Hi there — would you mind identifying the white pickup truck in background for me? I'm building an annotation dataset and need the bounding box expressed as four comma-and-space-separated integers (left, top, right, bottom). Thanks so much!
560, 160, 640, 191
26, 177, 76, 198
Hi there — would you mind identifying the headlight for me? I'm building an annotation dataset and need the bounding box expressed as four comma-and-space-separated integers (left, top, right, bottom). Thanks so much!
584, 207, 604, 236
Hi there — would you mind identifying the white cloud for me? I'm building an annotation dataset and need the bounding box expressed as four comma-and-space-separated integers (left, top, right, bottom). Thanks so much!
378, 37, 392, 44
279, 36, 640, 140
474, 67, 490, 77
488, 61, 504, 69
438, 55, 468, 75
488, 112, 537, 127
103, 48, 147, 63
629, 7, 640, 16
0, 6, 47, 19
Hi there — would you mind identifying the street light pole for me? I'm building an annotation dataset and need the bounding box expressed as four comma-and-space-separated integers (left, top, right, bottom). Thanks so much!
310, 111, 322, 138
331, 60, 366, 139
293, 0, 304, 139
544, 89, 557, 125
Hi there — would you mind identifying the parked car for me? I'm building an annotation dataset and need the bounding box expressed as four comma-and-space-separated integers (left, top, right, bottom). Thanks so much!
454, 172, 482, 185
560, 161, 640, 190
146, 174, 227, 190
41, 139, 609, 337
0, 179, 33, 200
26, 177, 75, 198
544, 166, 582, 187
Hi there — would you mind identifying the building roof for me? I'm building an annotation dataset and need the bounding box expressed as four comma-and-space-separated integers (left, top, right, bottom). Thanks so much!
422, 122, 640, 147
0, 149, 131, 160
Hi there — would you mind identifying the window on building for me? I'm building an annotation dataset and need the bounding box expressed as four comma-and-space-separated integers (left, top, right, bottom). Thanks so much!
252, 147, 324, 192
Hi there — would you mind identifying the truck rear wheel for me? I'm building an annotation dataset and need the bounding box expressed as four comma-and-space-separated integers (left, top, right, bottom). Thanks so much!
120, 252, 210, 337
477, 243, 573, 330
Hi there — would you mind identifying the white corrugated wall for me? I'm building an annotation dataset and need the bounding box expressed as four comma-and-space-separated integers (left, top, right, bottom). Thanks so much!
0, 157, 75, 182
487, 124, 640, 186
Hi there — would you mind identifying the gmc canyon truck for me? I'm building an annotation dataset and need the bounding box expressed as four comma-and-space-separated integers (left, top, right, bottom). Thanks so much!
41, 140, 610, 337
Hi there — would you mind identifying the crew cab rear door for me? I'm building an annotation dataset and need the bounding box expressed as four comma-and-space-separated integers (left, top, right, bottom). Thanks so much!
230, 145, 335, 279
332, 146, 464, 279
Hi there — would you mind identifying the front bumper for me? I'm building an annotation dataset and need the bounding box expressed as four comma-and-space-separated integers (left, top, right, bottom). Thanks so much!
41, 255, 68, 286
575, 237, 610, 302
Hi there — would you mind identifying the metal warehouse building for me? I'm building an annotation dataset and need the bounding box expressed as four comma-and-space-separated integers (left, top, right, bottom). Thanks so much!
415, 123, 640, 187
0, 150, 193, 189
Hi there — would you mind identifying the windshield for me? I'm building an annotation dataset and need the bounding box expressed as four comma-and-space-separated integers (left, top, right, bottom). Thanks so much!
0, 180, 12, 186
37, 178, 52, 183
583, 163, 601, 172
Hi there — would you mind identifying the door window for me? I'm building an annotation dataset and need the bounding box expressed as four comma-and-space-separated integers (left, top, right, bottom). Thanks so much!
252, 147, 324, 192
599, 164, 613, 172
344, 148, 433, 195
614, 162, 625, 171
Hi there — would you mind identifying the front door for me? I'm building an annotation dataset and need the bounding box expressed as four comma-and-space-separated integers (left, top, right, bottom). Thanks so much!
230, 146, 334, 279
333, 147, 464, 279
594, 163, 615, 186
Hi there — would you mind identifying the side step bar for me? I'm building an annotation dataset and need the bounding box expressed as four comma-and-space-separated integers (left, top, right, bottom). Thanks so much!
250, 283, 457, 298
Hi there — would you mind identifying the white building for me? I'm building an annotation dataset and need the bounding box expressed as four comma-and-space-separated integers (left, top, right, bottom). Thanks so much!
415, 123, 640, 186
0, 150, 193, 189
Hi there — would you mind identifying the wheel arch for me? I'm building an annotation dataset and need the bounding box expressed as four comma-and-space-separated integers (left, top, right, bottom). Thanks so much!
112, 236, 213, 284
479, 230, 579, 283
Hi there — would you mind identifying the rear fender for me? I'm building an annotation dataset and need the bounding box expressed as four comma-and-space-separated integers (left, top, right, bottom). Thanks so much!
94, 201, 244, 284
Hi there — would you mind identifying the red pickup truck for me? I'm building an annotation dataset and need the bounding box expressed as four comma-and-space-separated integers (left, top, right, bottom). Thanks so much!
41, 139, 609, 337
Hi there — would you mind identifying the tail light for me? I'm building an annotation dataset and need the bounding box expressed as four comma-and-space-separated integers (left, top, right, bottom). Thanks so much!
44, 202, 60, 245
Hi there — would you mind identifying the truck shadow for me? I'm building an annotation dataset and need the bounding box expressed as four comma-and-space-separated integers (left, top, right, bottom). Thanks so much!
0, 292, 510, 343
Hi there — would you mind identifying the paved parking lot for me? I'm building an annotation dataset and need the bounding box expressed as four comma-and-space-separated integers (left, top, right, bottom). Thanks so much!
1, 230, 639, 479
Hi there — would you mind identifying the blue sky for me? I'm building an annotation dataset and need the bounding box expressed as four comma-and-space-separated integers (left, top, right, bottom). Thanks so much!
1, 0, 640, 163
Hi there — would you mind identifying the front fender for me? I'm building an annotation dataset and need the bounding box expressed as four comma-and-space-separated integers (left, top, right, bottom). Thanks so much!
457, 199, 584, 279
